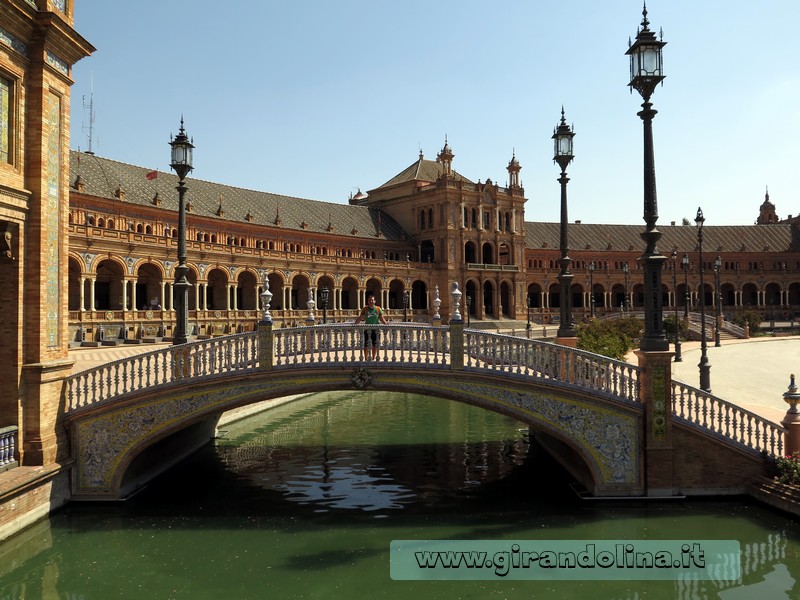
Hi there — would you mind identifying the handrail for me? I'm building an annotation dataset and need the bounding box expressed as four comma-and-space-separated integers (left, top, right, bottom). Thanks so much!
64, 332, 258, 412
671, 379, 785, 457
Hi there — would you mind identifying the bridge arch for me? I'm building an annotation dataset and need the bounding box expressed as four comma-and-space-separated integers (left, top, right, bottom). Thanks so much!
66, 366, 643, 500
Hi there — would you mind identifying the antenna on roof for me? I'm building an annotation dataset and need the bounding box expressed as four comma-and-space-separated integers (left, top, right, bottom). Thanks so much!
82, 73, 96, 155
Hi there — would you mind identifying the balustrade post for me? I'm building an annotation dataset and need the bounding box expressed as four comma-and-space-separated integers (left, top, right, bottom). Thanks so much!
448, 282, 464, 370
782, 374, 800, 455
258, 320, 274, 371
635, 349, 676, 496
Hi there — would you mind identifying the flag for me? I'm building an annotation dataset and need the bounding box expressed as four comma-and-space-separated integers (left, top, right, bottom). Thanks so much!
146, 170, 158, 181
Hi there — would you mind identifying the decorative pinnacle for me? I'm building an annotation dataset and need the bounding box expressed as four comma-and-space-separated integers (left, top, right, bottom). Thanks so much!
641, 2, 650, 30
784, 374, 800, 413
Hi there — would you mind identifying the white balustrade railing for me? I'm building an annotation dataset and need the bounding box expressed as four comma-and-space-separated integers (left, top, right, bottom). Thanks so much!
65, 332, 258, 411
464, 331, 641, 403
672, 379, 785, 456
0, 426, 18, 468
273, 323, 450, 367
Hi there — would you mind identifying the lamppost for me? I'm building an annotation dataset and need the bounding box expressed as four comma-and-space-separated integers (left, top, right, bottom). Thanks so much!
671, 250, 682, 362
526, 294, 531, 332
169, 117, 194, 346
626, 5, 669, 351
319, 286, 330, 324
553, 108, 575, 339
465, 294, 471, 326
403, 290, 410, 322
622, 263, 630, 312
588, 261, 595, 318
696, 207, 711, 392
682, 253, 690, 319
714, 256, 722, 347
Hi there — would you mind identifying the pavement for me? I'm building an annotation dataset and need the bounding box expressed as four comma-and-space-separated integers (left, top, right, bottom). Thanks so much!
66, 336, 800, 426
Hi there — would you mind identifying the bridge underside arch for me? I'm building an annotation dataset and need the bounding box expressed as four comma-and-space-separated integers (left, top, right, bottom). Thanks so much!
67, 367, 644, 500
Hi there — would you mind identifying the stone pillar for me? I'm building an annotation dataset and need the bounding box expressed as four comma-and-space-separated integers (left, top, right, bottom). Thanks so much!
90, 278, 96, 311
635, 349, 676, 496
258, 319, 274, 371
782, 375, 800, 455
20, 359, 74, 464
449, 320, 464, 371
79, 276, 85, 311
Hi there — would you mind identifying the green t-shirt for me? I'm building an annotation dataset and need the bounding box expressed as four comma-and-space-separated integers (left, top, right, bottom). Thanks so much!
363, 306, 381, 324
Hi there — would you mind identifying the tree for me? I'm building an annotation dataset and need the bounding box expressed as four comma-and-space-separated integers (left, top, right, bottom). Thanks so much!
576, 317, 643, 360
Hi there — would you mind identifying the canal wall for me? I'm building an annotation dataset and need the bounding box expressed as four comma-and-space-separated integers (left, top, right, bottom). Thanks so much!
0, 465, 70, 542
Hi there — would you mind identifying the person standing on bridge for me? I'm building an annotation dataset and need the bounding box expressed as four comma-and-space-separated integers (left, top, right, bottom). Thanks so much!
354, 293, 387, 360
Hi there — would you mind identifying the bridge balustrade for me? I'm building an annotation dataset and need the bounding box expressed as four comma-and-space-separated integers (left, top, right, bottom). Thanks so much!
463, 331, 640, 403
66, 332, 258, 411
672, 380, 785, 456
273, 323, 450, 367
62, 324, 787, 459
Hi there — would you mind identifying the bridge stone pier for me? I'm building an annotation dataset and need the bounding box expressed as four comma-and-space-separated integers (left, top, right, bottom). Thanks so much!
62, 319, 784, 501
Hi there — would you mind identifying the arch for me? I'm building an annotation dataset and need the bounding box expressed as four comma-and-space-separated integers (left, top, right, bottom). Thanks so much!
411, 280, 428, 311
365, 277, 383, 308
136, 263, 163, 310
465, 280, 479, 318
266, 272, 285, 311
483, 280, 495, 318
482, 242, 494, 264
316, 275, 336, 314
68, 367, 642, 500
464, 241, 477, 264
340, 276, 358, 310
500, 280, 512, 317
498, 243, 510, 266
741, 282, 759, 307
291, 273, 311, 311
387, 278, 405, 310
68, 256, 82, 311
237, 270, 259, 311
94, 259, 125, 310
205, 268, 229, 311
526, 283, 542, 310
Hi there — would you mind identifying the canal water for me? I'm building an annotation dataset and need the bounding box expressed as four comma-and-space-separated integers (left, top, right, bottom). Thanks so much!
1, 391, 800, 599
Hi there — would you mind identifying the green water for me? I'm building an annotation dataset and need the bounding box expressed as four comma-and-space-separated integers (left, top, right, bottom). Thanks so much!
2, 391, 800, 599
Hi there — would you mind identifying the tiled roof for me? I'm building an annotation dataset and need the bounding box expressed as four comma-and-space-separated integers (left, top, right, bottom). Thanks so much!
373, 155, 473, 190
69, 151, 407, 241
525, 222, 799, 254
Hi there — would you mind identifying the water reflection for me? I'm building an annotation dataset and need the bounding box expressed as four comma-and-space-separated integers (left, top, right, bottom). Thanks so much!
2, 390, 800, 599
216, 391, 530, 513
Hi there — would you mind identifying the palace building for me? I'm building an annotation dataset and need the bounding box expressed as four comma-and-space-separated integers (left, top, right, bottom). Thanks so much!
67, 145, 800, 345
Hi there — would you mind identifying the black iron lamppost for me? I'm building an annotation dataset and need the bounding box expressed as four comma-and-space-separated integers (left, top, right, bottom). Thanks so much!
671, 251, 682, 362
169, 117, 194, 346
622, 263, 630, 312
526, 295, 531, 331
403, 290, 410, 322
626, 5, 668, 351
714, 256, 722, 347
553, 108, 576, 339
696, 207, 711, 392
319, 286, 330, 324
682, 253, 690, 319
588, 261, 596, 318
465, 294, 471, 326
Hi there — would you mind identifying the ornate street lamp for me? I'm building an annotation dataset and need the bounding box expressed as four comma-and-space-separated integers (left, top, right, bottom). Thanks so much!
696, 207, 711, 392
403, 289, 410, 323
465, 294, 471, 326
169, 117, 194, 345
553, 108, 575, 339
682, 253, 690, 319
671, 251, 682, 362
588, 261, 596, 318
714, 256, 722, 347
526, 294, 531, 331
622, 263, 630, 312
626, 5, 668, 351
319, 286, 330, 324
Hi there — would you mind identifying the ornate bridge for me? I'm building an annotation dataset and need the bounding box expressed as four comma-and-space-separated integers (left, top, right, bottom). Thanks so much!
62, 321, 785, 500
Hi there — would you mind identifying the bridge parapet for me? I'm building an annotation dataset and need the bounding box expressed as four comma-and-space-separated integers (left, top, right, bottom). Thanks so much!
65, 332, 258, 411
672, 379, 785, 457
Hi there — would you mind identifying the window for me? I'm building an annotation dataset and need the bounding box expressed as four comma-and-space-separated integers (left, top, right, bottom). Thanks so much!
0, 75, 12, 164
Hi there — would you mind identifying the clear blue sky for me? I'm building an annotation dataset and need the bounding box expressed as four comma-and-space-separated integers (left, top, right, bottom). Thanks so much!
69, 1, 800, 226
